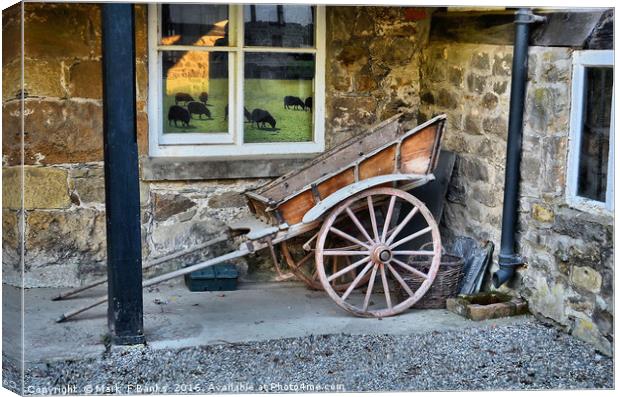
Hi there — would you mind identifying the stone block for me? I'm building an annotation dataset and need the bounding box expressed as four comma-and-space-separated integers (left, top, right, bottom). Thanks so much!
552, 207, 612, 246
369, 37, 417, 67
74, 175, 105, 204
446, 293, 529, 321
327, 7, 356, 42
466, 73, 486, 94
3, 99, 103, 165
532, 203, 554, 222
570, 266, 602, 293
482, 116, 507, 139
208, 191, 247, 209
25, 208, 106, 270
458, 156, 489, 181
527, 87, 569, 132
2, 59, 22, 101
521, 271, 569, 323
436, 88, 457, 109
67, 60, 102, 99
22, 58, 66, 98
3, 167, 71, 210
336, 41, 369, 66
492, 53, 512, 76
152, 193, 197, 222
481, 92, 498, 110
2, 5, 21, 65
571, 318, 612, 356
470, 52, 490, 71
464, 114, 481, 135
2, 209, 21, 269
448, 66, 464, 87
23, 3, 101, 60
493, 80, 508, 95
134, 5, 148, 62
326, 96, 378, 132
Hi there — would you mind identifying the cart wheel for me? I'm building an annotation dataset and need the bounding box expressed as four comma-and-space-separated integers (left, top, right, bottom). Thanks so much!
315, 187, 441, 317
281, 237, 368, 292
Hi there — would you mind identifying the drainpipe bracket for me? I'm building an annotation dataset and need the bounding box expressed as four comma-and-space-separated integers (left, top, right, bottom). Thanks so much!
498, 253, 525, 268
515, 9, 547, 24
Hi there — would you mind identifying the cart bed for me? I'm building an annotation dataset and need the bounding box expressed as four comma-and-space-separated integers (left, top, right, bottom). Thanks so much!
246, 114, 446, 226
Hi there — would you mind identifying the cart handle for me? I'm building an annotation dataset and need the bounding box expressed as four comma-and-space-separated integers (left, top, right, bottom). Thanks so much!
302, 173, 434, 224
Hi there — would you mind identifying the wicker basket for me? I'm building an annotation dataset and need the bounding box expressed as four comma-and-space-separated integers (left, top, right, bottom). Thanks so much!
395, 250, 465, 309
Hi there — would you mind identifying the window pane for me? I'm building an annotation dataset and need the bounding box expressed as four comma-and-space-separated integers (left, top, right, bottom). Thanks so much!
162, 50, 228, 134
577, 67, 613, 202
244, 5, 314, 47
161, 4, 229, 46
244, 53, 314, 143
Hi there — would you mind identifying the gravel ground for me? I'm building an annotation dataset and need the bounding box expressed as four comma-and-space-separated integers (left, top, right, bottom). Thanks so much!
3, 321, 613, 394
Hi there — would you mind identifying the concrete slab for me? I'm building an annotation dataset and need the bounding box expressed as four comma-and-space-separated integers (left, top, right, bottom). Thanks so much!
3, 280, 534, 364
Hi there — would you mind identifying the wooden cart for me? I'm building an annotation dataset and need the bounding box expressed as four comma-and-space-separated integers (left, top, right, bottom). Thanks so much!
56, 114, 446, 321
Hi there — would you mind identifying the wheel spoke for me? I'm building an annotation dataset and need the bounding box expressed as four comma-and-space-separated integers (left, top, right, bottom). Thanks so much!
345, 207, 374, 245
387, 263, 415, 297
381, 196, 396, 242
327, 257, 370, 282
322, 249, 369, 256
330, 227, 371, 249
363, 265, 378, 311
392, 250, 435, 256
385, 207, 419, 245
390, 226, 432, 249
380, 265, 392, 310
392, 258, 428, 280
367, 196, 380, 243
341, 262, 374, 301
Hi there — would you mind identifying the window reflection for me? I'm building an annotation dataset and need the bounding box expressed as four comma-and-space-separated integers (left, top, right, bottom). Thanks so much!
577, 67, 613, 202
161, 4, 229, 46
244, 5, 314, 47
244, 53, 314, 143
162, 51, 228, 134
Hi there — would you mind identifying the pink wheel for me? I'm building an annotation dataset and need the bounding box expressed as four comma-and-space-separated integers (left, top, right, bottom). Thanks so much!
315, 187, 442, 317
281, 233, 371, 292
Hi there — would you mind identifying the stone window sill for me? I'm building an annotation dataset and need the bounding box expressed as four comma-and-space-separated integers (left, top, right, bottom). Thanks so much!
140, 155, 318, 181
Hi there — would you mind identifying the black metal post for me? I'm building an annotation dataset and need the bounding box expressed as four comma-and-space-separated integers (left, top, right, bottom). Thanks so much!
492, 9, 545, 288
101, 3, 145, 344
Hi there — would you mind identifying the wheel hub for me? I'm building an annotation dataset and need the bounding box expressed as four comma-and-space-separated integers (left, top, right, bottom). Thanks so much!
371, 244, 392, 264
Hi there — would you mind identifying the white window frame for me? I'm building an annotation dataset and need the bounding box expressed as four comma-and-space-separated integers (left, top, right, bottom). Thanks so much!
147, 4, 326, 158
566, 49, 614, 212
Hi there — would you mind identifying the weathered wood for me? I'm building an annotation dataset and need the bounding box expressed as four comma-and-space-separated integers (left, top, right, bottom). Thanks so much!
278, 189, 316, 225
431, 9, 609, 48
400, 125, 437, 174
254, 114, 404, 201
52, 235, 229, 301
585, 9, 613, 50
247, 115, 446, 226
359, 144, 397, 180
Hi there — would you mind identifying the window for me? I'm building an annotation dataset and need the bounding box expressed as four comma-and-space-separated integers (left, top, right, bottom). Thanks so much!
567, 50, 614, 211
147, 4, 326, 157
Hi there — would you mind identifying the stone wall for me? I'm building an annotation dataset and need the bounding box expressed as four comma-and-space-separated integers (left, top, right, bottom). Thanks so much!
419, 42, 613, 354
325, 7, 431, 147
2, 4, 434, 287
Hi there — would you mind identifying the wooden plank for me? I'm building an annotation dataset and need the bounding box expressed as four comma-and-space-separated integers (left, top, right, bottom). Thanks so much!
254, 114, 404, 202
359, 144, 397, 180
400, 126, 436, 174
317, 168, 356, 199
278, 190, 315, 225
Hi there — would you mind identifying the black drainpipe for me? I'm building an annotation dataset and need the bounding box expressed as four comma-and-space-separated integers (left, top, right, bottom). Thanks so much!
492, 8, 545, 288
